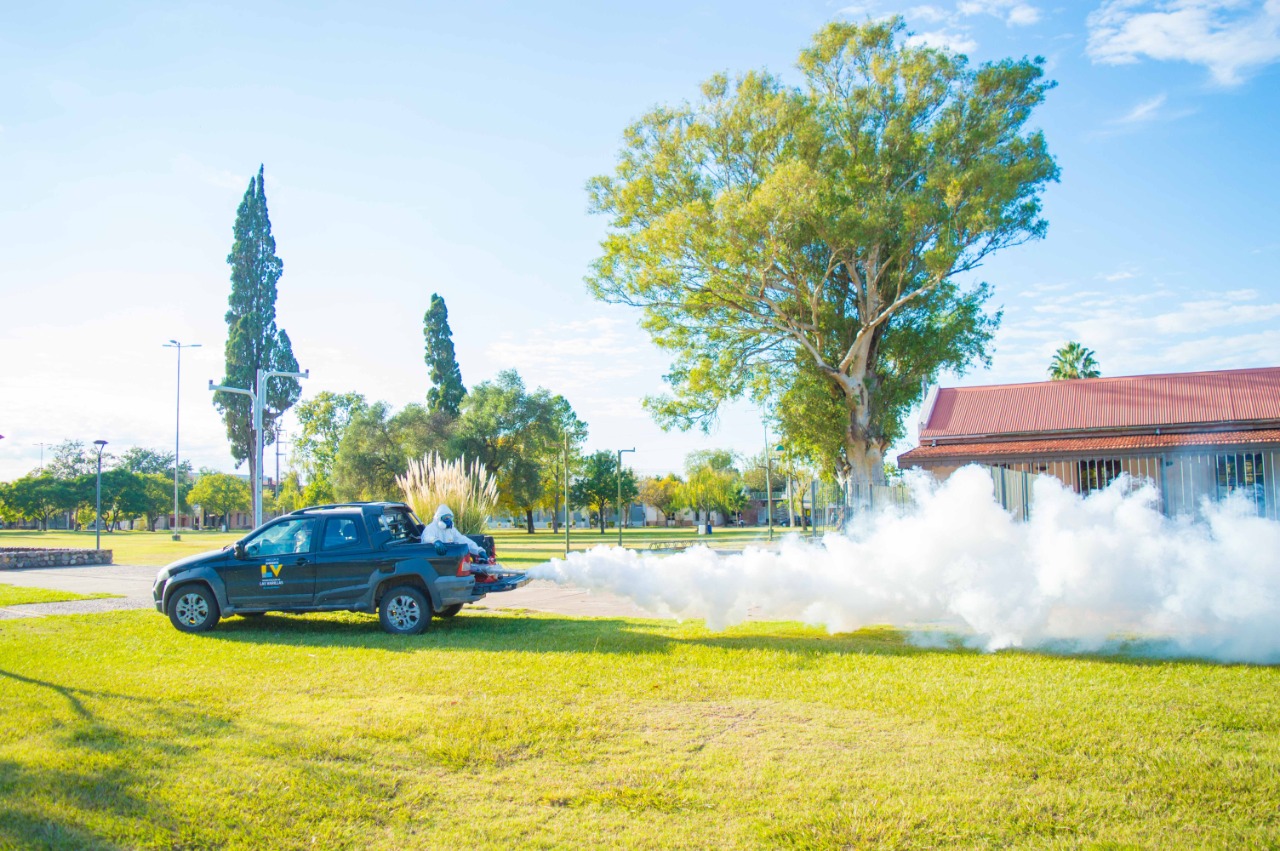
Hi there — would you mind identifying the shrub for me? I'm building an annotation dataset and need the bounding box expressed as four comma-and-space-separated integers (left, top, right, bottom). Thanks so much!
396, 453, 497, 535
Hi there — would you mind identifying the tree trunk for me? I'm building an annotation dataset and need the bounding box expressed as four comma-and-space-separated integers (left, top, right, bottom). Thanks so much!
551, 492, 561, 533
598, 504, 606, 534
525, 508, 534, 534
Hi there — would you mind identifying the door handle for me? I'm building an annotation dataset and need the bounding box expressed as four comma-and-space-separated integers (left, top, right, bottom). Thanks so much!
294, 557, 309, 566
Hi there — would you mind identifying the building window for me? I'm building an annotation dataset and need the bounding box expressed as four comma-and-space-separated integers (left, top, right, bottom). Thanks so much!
1078, 458, 1122, 494
1216, 452, 1266, 515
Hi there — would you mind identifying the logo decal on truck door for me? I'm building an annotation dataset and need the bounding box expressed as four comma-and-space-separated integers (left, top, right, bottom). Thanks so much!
260, 562, 284, 588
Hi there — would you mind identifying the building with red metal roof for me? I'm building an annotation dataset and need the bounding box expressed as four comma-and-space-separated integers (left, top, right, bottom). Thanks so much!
898, 366, 1279, 518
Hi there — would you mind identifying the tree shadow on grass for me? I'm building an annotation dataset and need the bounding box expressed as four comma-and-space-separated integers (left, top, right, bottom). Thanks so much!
0, 668, 244, 849
204, 611, 1264, 668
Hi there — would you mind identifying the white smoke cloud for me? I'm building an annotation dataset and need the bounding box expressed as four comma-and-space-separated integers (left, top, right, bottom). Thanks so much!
529, 466, 1280, 664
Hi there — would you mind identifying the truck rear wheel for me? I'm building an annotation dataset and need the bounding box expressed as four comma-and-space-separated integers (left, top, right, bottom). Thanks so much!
379, 585, 431, 635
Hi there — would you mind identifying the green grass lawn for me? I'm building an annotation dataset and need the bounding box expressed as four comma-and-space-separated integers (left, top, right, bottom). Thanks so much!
0, 525, 783, 570
0, 610, 1275, 849
0, 584, 118, 607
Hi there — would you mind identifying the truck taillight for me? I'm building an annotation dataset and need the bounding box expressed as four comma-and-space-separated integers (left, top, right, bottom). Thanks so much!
457, 554, 473, 577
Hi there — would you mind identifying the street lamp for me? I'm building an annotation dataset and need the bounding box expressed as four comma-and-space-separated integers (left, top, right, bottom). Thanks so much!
210, 367, 308, 528
163, 340, 201, 540
764, 423, 774, 541
617, 448, 634, 547
93, 440, 108, 550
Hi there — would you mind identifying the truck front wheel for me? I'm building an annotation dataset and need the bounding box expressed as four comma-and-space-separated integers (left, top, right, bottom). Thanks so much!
379, 586, 431, 635
167, 584, 220, 633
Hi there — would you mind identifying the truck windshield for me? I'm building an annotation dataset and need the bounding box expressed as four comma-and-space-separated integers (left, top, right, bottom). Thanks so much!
379, 508, 421, 543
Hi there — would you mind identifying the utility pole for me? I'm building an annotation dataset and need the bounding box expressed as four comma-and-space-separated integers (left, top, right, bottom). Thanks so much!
273, 424, 289, 498
764, 423, 773, 542
164, 340, 201, 540
564, 432, 570, 556
32, 442, 47, 473
93, 440, 108, 550
617, 448, 634, 548
211, 367, 308, 528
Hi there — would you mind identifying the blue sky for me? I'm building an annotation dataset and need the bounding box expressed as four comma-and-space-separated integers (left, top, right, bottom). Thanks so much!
1, 0, 1278, 481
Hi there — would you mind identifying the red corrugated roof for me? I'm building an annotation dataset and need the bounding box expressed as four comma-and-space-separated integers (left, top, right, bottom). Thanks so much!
899, 429, 1280, 463
921, 367, 1280, 440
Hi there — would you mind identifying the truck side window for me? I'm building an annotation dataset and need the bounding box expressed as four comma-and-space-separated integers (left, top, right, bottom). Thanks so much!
321, 517, 364, 551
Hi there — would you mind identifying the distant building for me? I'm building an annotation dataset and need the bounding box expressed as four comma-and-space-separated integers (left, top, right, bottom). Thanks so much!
898, 366, 1280, 520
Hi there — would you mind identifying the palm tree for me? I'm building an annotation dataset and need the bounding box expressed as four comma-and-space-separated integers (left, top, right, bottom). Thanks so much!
1048, 342, 1101, 380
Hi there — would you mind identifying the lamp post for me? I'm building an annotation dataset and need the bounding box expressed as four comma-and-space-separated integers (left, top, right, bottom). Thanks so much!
617, 448, 634, 547
163, 340, 201, 540
764, 424, 774, 541
210, 367, 308, 528
93, 440, 108, 550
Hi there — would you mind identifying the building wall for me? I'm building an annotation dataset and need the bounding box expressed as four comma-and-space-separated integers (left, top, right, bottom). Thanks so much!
907, 447, 1279, 521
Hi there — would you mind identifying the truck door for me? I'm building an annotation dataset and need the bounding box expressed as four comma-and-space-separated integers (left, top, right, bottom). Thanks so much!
221, 517, 318, 609
312, 515, 376, 606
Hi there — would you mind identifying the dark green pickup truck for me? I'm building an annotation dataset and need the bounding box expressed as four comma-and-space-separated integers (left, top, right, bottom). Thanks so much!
152, 502, 528, 635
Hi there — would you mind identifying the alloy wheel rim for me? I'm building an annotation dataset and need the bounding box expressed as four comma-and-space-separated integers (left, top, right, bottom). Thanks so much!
176, 593, 208, 625
388, 595, 421, 630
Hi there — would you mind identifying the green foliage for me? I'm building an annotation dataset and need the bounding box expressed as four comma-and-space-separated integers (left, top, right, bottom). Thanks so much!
46, 440, 103, 480
423, 294, 467, 416
331, 402, 453, 502
188, 473, 251, 524
679, 452, 746, 523
292, 391, 368, 498
454, 370, 586, 533
570, 451, 638, 533
638, 474, 683, 523
3, 475, 74, 528
587, 19, 1055, 482
214, 165, 300, 478
1049, 341, 1102, 380
272, 472, 305, 514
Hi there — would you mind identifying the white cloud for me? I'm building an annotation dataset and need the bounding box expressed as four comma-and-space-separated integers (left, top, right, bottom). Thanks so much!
907, 29, 980, 52
957, 0, 1042, 25
1119, 92, 1168, 123
1087, 0, 1280, 86
1101, 269, 1139, 280
908, 4, 953, 22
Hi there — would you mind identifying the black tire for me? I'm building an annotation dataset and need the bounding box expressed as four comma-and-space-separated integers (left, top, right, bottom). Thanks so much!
167, 584, 221, 633
239, 612, 266, 619
436, 603, 463, 619
379, 585, 431, 635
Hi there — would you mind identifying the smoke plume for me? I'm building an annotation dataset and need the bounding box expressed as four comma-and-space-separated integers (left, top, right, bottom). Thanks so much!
527, 466, 1280, 664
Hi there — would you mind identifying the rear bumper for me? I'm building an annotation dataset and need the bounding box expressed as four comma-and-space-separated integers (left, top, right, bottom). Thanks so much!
467, 570, 530, 601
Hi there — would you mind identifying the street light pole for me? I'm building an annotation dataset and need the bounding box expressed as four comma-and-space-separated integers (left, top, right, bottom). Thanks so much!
564, 431, 571, 556
617, 448, 634, 547
93, 440, 108, 550
212, 368, 308, 528
163, 340, 201, 540
764, 423, 774, 542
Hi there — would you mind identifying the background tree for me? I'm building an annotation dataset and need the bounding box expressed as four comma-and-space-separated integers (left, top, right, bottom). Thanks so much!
117, 447, 192, 519
4, 475, 69, 530
1049, 341, 1101, 380
331, 402, 452, 501
539, 396, 589, 534
571, 451, 638, 534
46, 440, 101, 480
454, 370, 585, 533
213, 165, 301, 498
424, 293, 466, 416
292, 391, 368, 504
638, 474, 682, 525
587, 19, 1057, 484
188, 473, 251, 528
679, 451, 744, 525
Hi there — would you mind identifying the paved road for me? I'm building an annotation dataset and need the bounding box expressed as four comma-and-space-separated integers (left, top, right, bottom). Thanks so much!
0, 563, 656, 620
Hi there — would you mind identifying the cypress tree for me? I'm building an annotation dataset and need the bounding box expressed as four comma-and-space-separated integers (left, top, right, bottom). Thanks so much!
423, 293, 466, 416
214, 165, 301, 492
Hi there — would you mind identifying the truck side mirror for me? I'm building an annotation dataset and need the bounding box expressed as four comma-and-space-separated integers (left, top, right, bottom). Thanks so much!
234, 541, 247, 560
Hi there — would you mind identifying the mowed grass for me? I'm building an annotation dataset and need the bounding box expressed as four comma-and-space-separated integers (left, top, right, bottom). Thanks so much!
0, 584, 117, 607
0, 610, 1276, 849
0, 525, 780, 570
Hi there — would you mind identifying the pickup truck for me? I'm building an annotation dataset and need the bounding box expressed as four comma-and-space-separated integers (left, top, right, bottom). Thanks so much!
152, 502, 529, 635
